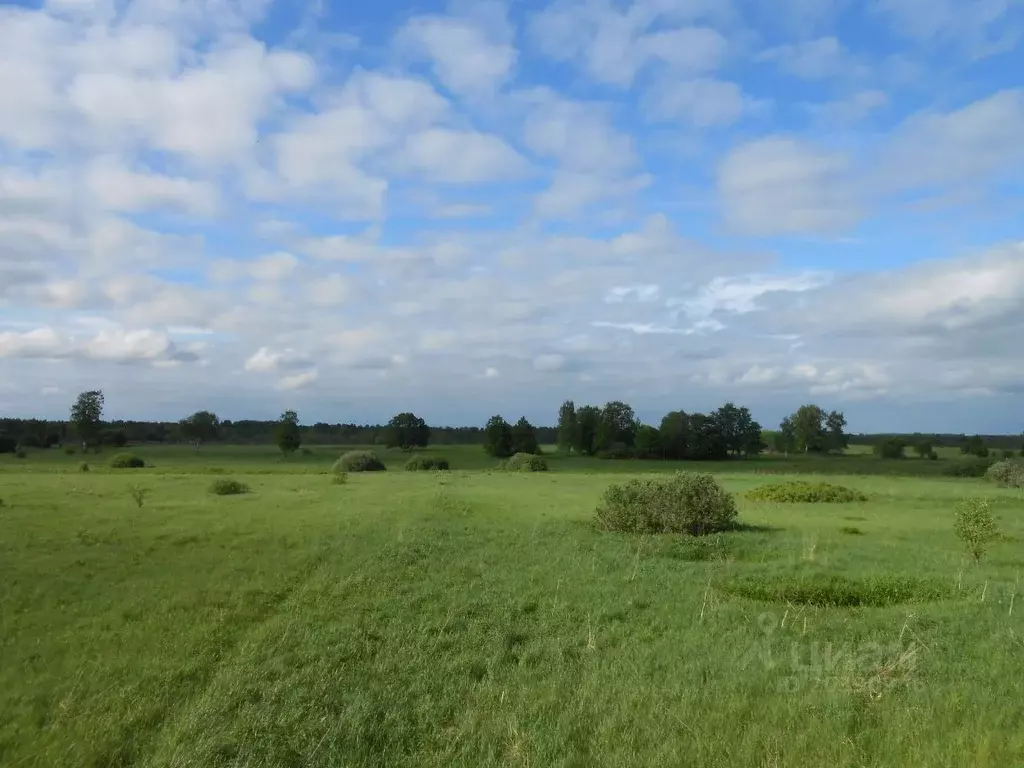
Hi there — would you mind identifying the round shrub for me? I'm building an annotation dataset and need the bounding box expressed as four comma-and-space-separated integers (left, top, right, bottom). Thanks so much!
79, 462, 90, 473
64, 446, 77, 455
14, 448, 27, 459
596, 471, 737, 536
334, 450, 386, 473
942, 458, 994, 478
332, 472, 348, 485
985, 460, 1024, 489
110, 453, 145, 469
503, 453, 548, 472
209, 478, 250, 495
745, 481, 867, 503
405, 455, 450, 471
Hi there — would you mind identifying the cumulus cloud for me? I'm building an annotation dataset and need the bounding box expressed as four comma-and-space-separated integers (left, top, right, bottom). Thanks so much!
0, 0, 1021, 429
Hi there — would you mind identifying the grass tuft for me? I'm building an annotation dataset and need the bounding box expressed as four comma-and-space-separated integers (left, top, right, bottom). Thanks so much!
208, 478, 250, 496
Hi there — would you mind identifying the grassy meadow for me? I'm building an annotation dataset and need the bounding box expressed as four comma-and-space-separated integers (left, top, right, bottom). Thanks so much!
1, 444, 1023, 767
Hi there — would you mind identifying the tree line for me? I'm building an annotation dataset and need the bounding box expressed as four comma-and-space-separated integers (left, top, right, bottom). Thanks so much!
4, 389, 1020, 460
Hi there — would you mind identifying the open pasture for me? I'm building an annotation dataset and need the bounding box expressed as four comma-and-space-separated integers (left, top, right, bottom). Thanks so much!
1, 447, 1023, 767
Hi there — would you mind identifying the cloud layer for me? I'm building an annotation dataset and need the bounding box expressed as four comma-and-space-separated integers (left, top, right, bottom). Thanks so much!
1, 0, 1022, 431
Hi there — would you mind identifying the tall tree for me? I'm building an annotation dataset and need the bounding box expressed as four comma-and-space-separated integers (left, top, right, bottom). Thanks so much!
275, 410, 302, 457
70, 390, 104, 449
575, 406, 601, 456
825, 410, 848, 454
179, 410, 220, 450
596, 400, 637, 451
383, 412, 430, 450
773, 417, 797, 454
713, 402, 743, 456
688, 413, 727, 460
659, 410, 691, 460
556, 400, 577, 455
634, 424, 661, 459
792, 404, 827, 453
511, 417, 539, 455
483, 415, 513, 458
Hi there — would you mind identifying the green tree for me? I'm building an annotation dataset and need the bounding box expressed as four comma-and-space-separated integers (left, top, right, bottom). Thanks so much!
556, 400, 577, 455
659, 411, 691, 460
874, 437, 906, 459
825, 410, 848, 454
634, 424, 661, 459
954, 498, 999, 562
575, 406, 601, 456
275, 410, 301, 457
70, 390, 105, 450
383, 412, 430, 450
961, 435, 989, 458
791, 404, 826, 453
511, 417, 539, 455
596, 401, 637, 452
483, 415, 513, 458
688, 413, 728, 460
179, 410, 220, 450
914, 441, 933, 459
773, 417, 797, 454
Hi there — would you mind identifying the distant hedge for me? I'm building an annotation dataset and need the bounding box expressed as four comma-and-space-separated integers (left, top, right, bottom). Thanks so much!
745, 481, 867, 504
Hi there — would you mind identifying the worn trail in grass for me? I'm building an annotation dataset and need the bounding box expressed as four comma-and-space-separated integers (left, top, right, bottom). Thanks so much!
1, 462, 1023, 767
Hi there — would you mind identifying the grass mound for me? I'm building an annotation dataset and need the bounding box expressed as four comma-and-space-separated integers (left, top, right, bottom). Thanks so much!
109, 453, 145, 469
405, 455, 450, 471
745, 481, 867, 503
209, 479, 250, 496
502, 453, 548, 472
985, 460, 1024, 489
596, 471, 737, 536
720, 573, 952, 607
333, 450, 386, 473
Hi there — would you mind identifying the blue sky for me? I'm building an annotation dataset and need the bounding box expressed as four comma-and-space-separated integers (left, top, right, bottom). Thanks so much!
0, 0, 1022, 433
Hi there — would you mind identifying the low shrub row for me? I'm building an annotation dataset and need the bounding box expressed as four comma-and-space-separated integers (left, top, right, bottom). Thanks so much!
745, 481, 867, 503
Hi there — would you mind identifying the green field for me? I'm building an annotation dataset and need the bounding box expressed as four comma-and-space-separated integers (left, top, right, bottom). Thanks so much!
2, 446, 1023, 766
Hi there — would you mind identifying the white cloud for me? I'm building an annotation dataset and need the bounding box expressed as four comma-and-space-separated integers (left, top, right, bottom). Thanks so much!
717, 136, 860, 235
395, 6, 516, 96
757, 37, 862, 79
644, 78, 748, 127
278, 369, 318, 390
244, 346, 314, 373
0, 326, 199, 364
85, 157, 220, 214
396, 128, 527, 183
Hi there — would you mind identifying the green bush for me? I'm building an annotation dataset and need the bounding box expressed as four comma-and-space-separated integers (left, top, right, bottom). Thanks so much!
64, 446, 77, 455
209, 479, 250, 496
333, 450, 386, 473
14, 448, 27, 459
0, 435, 18, 454
873, 438, 906, 459
596, 471, 737, 536
109, 453, 145, 469
331, 472, 348, 485
597, 442, 634, 459
942, 458, 994, 478
405, 455, 450, 471
745, 481, 867, 503
502, 453, 548, 472
79, 462, 90, 473
954, 497, 999, 561
985, 460, 1024, 489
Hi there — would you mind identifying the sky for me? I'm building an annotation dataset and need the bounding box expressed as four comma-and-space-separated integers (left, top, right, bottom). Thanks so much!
0, 0, 1023, 433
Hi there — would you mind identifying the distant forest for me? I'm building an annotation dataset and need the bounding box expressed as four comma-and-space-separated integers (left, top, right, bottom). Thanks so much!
1, 416, 1020, 451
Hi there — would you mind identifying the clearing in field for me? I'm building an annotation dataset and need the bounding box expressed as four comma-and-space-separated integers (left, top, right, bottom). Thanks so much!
1, 445, 1023, 767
